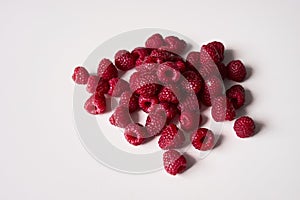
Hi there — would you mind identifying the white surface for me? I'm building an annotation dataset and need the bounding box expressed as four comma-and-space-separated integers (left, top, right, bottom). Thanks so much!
0, 0, 300, 199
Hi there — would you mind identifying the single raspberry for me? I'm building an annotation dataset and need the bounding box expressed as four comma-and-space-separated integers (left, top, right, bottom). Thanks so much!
163, 150, 187, 176
160, 102, 179, 122
207, 41, 225, 62
161, 36, 187, 54
186, 51, 201, 69
217, 62, 227, 79
124, 123, 147, 146
119, 91, 139, 113
150, 49, 180, 63
72, 66, 89, 84
131, 47, 151, 62
181, 71, 203, 94
97, 58, 118, 80
179, 110, 199, 132
145, 33, 165, 49
107, 78, 130, 97
145, 105, 167, 137
191, 128, 215, 151
95, 78, 109, 95
234, 116, 255, 138
226, 84, 245, 109
129, 71, 160, 97
157, 63, 181, 84
86, 75, 100, 93
84, 93, 106, 114
203, 75, 224, 97
109, 106, 131, 128
114, 50, 136, 71
227, 60, 247, 82
178, 94, 200, 112
138, 95, 159, 113
200, 44, 221, 64
211, 96, 236, 122
158, 86, 180, 104
158, 124, 185, 150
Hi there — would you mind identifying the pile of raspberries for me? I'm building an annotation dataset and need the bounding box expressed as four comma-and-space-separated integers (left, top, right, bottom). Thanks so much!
72, 33, 256, 176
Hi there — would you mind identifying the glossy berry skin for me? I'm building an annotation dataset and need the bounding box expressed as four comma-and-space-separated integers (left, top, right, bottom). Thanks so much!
226, 84, 245, 109
138, 95, 159, 113
145, 33, 165, 49
114, 50, 136, 71
181, 71, 203, 94
97, 58, 118, 80
158, 124, 185, 150
86, 75, 100, 93
84, 93, 106, 115
179, 110, 199, 132
227, 60, 247, 82
234, 116, 255, 138
191, 128, 215, 151
163, 150, 187, 176
119, 91, 139, 113
109, 106, 131, 128
124, 123, 147, 146
107, 78, 130, 97
72, 66, 89, 84
211, 96, 236, 122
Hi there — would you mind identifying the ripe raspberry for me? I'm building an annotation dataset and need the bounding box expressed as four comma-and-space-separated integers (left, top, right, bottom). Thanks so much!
131, 47, 151, 62
226, 84, 245, 109
178, 94, 200, 112
119, 91, 139, 113
200, 89, 213, 106
136, 62, 158, 73
124, 123, 147, 146
191, 128, 215, 151
97, 58, 118, 80
160, 102, 179, 122
107, 78, 130, 97
145, 33, 165, 49
158, 124, 185, 150
114, 50, 136, 71
129, 71, 160, 97
158, 86, 180, 104
86, 75, 100, 93
186, 51, 201, 69
181, 71, 203, 94
203, 75, 224, 97
145, 105, 167, 136
161, 36, 187, 54
234, 116, 255, 138
150, 49, 179, 63
200, 44, 221, 64
227, 60, 247, 82
109, 106, 132, 128
163, 150, 187, 176
199, 62, 219, 78
84, 93, 106, 114
72, 66, 89, 84
95, 78, 109, 95
138, 95, 159, 113
174, 60, 187, 72
179, 110, 199, 132
207, 41, 225, 62
157, 63, 181, 84
211, 96, 236, 122
217, 62, 227, 79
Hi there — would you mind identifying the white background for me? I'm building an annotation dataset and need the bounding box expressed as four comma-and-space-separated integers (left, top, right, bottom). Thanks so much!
1, 0, 300, 199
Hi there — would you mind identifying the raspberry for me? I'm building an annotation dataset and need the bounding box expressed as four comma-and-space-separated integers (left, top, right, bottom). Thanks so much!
179, 110, 199, 132
157, 63, 181, 84
178, 94, 200, 112
227, 60, 247, 82
86, 75, 100, 93
211, 96, 236, 122
72, 66, 89, 84
163, 150, 187, 175
84, 93, 106, 115
207, 41, 225, 62
107, 78, 130, 97
226, 84, 245, 109
97, 58, 118, 80
181, 71, 203, 94
129, 71, 160, 97
200, 44, 221, 64
158, 124, 185, 150
145, 105, 167, 136
217, 62, 227, 79
145, 33, 165, 49
138, 95, 159, 113
200, 89, 213, 106
174, 60, 187, 72
161, 36, 187, 54
136, 62, 158, 73
150, 49, 180, 63
160, 102, 179, 122
131, 47, 151, 62
95, 78, 109, 95
186, 51, 201, 69
114, 50, 136, 71
158, 86, 180, 104
203, 75, 224, 97
109, 106, 132, 128
191, 128, 215, 151
119, 91, 139, 113
234, 116, 255, 138
198, 62, 219, 78
124, 123, 147, 146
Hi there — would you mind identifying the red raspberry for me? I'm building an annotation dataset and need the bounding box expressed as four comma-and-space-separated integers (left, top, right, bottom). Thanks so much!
157, 63, 181, 84
158, 86, 180, 104
119, 91, 139, 113
124, 123, 147, 146
217, 62, 227, 79
158, 124, 185, 150
226, 84, 245, 109
211, 96, 236, 122
114, 50, 136, 71
145, 33, 165, 49
95, 78, 109, 95
150, 49, 180, 63
199, 62, 219, 78
138, 95, 159, 113
203, 75, 224, 97
131, 47, 151, 62
86, 75, 100, 93
163, 150, 187, 175
200, 44, 221, 64
174, 60, 187, 72
72, 66, 89, 84
186, 51, 201, 69
207, 41, 225, 62
179, 110, 199, 132
191, 128, 215, 151
136, 62, 158, 73
129, 71, 160, 97
161, 36, 187, 54
97, 58, 118, 80
84, 93, 106, 115
109, 106, 132, 128
181, 71, 203, 94
234, 116, 255, 138
227, 60, 247, 82
107, 78, 130, 97
145, 105, 167, 136
200, 88, 213, 106
160, 102, 179, 122
178, 94, 200, 112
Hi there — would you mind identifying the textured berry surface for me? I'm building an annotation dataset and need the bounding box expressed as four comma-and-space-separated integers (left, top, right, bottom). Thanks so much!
145, 33, 165, 49
150, 49, 180, 63
227, 60, 247, 82
131, 47, 151, 62
181, 71, 203, 94
72, 66, 89, 84
203, 75, 224, 97
226, 84, 245, 109
179, 110, 199, 132
86, 75, 100, 93
163, 150, 187, 175
191, 128, 215, 151
211, 96, 236, 122
158, 86, 180, 104
95, 78, 109, 95
124, 123, 147, 146
200, 44, 221, 64
234, 116, 255, 138
129, 71, 160, 97
107, 78, 130, 97
145, 105, 167, 136
97, 58, 118, 80
84, 93, 106, 114
109, 106, 131, 128
207, 41, 225, 62
160, 102, 179, 122
114, 50, 136, 71
158, 124, 185, 150
178, 94, 200, 112
162, 36, 187, 54
186, 51, 201, 69
199, 62, 219, 78
138, 96, 159, 113
157, 63, 181, 84
119, 91, 139, 113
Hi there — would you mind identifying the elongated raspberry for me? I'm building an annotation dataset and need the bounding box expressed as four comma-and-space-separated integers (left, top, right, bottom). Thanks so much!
95, 79, 109, 95
107, 78, 130, 97
138, 95, 159, 113
227, 60, 247, 82
200, 44, 221, 64
114, 50, 136, 71
124, 123, 147, 146
191, 128, 215, 151
163, 150, 187, 175
179, 110, 199, 132
157, 63, 181, 84
119, 91, 139, 113
109, 106, 131, 128
72, 66, 89, 84
158, 124, 185, 150
145, 105, 167, 136
181, 71, 203, 94
211, 96, 236, 122
158, 86, 180, 104
97, 58, 118, 80
186, 51, 201, 69
84, 93, 106, 114
161, 36, 187, 54
129, 71, 160, 97
86, 75, 100, 93
145, 33, 165, 49
226, 84, 245, 109
234, 116, 255, 138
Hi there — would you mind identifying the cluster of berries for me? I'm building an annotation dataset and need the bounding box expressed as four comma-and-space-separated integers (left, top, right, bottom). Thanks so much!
72, 33, 256, 175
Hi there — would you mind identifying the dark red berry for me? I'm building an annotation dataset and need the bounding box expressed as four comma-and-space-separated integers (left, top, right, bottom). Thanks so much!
226, 84, 245, 109
181, 71, 203, 94
129, 71, 160, 97
131, 47, 151, 62
200, 44, 221, 64
119, 91, 139, 113
114, 50, 136, 71
227, 60, 247, 82
109, 106, 131, 128
158, 124, 185, 150
191, 128, 215, 151
95, 78, 109, 95
217, 62, 227, 79
107, 78, 130, 97
84, 93, 106, 114
158, 86, 180, 104
97, 58, 118, 80
138, 95, 159, 113
207, 41, 225, 62
159, 102, 179, 122
211, 96, 236, 122
234, 116, 255, 138
163, 150, 187, 175
124, 123, 147, 146
145, 33, 165, 49
72, 66, 89, 84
